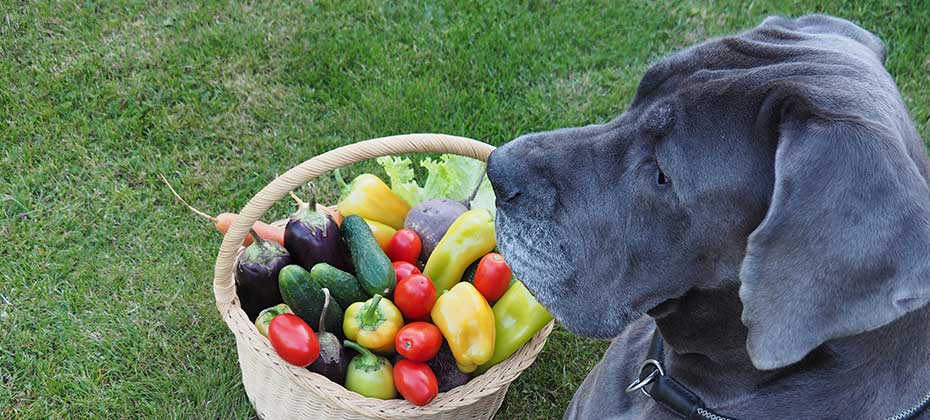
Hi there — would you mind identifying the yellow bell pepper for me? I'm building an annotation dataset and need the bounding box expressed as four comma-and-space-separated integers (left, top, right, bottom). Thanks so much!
343, 295, 404, 354
337, 172, 410, 230
430, 282, 495, 372
424, 209, 496, 292
365, 219, 397, 253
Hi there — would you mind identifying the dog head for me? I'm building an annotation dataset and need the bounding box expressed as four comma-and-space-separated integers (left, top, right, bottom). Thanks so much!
488, 15, 930, 370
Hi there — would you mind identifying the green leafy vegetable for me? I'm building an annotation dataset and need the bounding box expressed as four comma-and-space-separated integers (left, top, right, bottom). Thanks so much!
469, 176, 496, 215
376, 154, 494, 215
375, 156, 422, 206
421, 155, 485, 203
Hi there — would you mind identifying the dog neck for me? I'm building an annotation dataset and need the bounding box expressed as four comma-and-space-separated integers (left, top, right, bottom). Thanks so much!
649, 283, 930, 406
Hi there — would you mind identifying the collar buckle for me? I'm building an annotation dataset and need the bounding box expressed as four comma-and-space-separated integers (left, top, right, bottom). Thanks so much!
624, 359, 665, 396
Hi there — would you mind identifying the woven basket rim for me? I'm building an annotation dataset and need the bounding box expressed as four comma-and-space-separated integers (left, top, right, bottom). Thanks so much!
211, 134, 555, 418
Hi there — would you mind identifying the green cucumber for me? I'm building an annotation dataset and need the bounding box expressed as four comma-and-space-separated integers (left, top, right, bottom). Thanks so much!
309, 263, 368, 309
278, 264, 343, 334
341, 215, 396, 297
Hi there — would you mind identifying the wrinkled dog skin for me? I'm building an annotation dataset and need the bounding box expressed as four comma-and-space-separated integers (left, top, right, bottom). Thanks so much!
489, 15, 930, 419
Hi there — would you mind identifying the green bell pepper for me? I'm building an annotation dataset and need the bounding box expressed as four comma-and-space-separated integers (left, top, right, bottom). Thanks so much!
476, 280, 553, 372
343, 340, 397, 399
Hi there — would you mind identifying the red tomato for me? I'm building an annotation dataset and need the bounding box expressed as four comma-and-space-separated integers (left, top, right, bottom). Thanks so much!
393, 359, 439, 406
387, 229, 422, 264
395, 322, 442, 362
392, 261, 421, 284
268, 313, 320, 367
394, 274, 436, 321
473, 253, 513, 302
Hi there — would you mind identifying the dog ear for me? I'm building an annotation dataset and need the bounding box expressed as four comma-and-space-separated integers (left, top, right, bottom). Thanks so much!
739, 94, 930, 370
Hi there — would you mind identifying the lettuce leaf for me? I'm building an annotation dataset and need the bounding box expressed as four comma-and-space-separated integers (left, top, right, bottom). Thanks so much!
469, 175, 496, 216
375, 156, 423, 206
376, 154, 494, 215
420, 155, 486, 203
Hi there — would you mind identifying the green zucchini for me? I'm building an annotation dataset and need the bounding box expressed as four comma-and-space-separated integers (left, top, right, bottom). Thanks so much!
341, 215, 396, 297
278, 264, 343, 334
309, 263, 368, 309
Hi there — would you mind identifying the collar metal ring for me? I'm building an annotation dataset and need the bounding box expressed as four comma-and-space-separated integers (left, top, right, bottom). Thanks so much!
625, 359, 665, 395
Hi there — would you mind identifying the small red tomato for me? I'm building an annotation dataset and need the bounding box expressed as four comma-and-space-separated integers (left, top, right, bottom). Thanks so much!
393, 359, 439, 406
268, 313, 320, 367
395, 322, 442, 362
387, 229, 422, 264
394, 274, 436, 321
473, 253, 513, 302
392, 260, 421, 284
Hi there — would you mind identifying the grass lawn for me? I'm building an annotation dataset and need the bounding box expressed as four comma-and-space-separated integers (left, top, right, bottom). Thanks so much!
1, 1, 927, 419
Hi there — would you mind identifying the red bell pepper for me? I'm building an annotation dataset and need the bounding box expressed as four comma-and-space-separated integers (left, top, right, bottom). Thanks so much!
393, 359, 439, 406
268, 313, 320, 367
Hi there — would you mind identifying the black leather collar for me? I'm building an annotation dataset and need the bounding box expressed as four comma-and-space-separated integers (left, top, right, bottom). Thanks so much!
625, 329, 930, 420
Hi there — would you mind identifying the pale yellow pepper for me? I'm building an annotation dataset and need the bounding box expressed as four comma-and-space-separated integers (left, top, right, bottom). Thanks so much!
364, 219, 397, 253
337, 173, 410, 230
424, 209, 496, 292
430, 282, 495, 372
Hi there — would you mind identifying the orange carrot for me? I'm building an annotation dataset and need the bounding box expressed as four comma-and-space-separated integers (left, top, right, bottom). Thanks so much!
160, 174, 285, 246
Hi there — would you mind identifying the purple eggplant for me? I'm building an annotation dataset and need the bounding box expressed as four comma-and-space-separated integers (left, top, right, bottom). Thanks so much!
426, 343, 471, 392
284, 193, 353, 274
308, 289, 348, 384
236, 229, 292, 321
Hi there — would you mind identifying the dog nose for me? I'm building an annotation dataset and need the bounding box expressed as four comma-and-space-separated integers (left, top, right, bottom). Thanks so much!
488, 140, 527, 203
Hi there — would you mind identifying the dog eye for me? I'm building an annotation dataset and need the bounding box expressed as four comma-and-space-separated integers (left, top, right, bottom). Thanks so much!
657, 168, 671, 185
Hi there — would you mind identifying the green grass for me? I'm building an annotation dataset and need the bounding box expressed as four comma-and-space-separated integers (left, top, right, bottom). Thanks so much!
1, 1, 927, 419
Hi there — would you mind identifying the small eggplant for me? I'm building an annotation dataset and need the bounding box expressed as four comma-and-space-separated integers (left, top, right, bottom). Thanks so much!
285, 191, 353, 274
426, 343, 471, 392
236, 229, 292, 321
309, 288, 348, 384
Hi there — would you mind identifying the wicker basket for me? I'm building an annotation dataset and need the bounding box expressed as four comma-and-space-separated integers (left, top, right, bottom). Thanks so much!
212, 133, 555, 420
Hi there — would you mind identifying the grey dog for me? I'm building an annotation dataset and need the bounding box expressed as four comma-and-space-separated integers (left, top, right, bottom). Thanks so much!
487, 14, 930, 420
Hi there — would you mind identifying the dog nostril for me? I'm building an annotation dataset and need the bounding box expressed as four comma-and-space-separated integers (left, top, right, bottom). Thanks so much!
493, 183, 522, 203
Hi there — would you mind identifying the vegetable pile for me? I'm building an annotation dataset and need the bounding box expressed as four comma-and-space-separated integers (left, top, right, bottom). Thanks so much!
184, 155, 552, 407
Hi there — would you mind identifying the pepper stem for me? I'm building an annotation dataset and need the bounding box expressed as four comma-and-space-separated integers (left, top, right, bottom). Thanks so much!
343, 340, 377, 364
318, 288, 331, 334
334, 168, 351, 196
360, 294, 383, 326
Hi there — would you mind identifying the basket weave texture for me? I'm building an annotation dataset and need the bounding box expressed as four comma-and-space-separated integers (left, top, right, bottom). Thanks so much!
212, 134, 555, 419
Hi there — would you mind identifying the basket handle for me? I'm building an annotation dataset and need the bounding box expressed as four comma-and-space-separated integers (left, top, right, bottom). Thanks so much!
213, 133, 496, 303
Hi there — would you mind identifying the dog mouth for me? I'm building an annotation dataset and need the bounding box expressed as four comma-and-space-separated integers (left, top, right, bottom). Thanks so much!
646, 298, 682, 319
495, 210, 570, 285
496, 207, 691, 338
